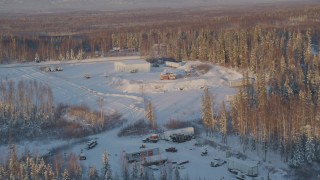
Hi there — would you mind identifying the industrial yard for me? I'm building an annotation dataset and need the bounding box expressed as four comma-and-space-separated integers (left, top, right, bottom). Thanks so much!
0, 56, 291, 179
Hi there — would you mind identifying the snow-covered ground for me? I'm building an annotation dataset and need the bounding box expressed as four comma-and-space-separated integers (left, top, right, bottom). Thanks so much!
0, 57, 290, 179
0, 58, 240, 123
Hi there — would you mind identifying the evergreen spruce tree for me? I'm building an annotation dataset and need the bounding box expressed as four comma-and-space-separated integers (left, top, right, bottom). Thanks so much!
44, 164, 55, 180
174, 168, 180, 180
160, 168, 167, 180
59, 53, 64, 61
102, 150, 112, 180
8, 146, 18, 179
251, 138, 256, 151
138, 165, 145, 180
305, 136, 316, 163
131, 162, 138, 180
66, 51, 70, 60
77, 49, 84, 60
34, 53, 40, 63
122, 161, 129, 180
70, 49, 75, 60
202, 87, 214, 136
305, 126, 316, 163
145, 101, 156, 129
62, 169, 70, 180
219, 101, 228, 144
289, 136, 305, 167
0, 166, 5, 179
315, 140, 320, 161
88, 167, 98, 180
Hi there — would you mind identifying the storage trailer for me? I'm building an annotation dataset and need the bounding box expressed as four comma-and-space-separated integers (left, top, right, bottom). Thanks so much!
160, 127, 194, 142
126, 148, 160, 163
227, 157, 258, 177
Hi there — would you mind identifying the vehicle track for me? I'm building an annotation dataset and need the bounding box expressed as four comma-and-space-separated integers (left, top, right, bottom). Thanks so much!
17, 66, 145, 122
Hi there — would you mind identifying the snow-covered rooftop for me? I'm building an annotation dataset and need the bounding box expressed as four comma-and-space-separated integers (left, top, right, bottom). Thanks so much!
115, 59, 149, 65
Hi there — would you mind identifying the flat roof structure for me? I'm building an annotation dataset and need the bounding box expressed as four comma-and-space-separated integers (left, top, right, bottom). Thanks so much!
114, 59, 151, 73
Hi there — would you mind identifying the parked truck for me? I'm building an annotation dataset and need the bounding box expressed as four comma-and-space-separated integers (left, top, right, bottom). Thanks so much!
142, 134, 159, 143
227, 157, 258, 177
160, 72, 176, 80
160, 127, 194, 142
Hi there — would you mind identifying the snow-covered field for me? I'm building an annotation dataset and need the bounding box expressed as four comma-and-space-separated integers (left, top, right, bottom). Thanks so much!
0, 57, 290, 179
0, 58, 240, 123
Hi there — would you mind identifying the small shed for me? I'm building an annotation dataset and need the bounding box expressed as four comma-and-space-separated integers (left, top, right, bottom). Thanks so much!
114, 60, 151, 73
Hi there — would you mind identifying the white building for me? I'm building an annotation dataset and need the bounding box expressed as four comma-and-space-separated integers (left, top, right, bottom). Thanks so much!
114, 60, 151, 73
165, 61, 181, 68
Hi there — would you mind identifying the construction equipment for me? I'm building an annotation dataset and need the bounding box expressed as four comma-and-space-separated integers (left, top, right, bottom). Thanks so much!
160, 73, 176, 80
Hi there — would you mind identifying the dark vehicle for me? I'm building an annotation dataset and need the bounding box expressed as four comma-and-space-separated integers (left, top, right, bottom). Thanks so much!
201, 149, 208, 156
84, 73, 91, 79
229, 169, 247, 180
79, 149, 86, 160
86, 140, 97, 150
170, 134, 192, 143
140, 144, 146, 149
165, 147, 177, 152
235, 173, 247, 180
79, 152, 86, 160
177, 160, 189, 165
210, 157, 226, 167
229, 169, 241, 175
56, 66, 63, 71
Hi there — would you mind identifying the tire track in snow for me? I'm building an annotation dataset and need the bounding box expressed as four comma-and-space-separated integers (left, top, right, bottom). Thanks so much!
42, 68, 145, 122
14, 65, 144, 122
16, 67, 81, 102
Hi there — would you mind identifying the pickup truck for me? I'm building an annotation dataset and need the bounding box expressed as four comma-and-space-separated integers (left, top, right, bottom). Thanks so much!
86, 140, 98, 150
79, 152, 86, 160
165, 147, 177, 152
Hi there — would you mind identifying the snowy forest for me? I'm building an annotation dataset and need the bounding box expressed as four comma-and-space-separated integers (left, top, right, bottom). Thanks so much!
0, 3, 320, 180
0, 80, 122, 143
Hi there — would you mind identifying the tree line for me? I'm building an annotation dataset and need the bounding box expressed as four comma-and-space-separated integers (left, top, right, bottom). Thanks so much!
0, 80, 123, 143
0, 147, 187, 180
0, 5, 319, 64
0, 80, 54, 142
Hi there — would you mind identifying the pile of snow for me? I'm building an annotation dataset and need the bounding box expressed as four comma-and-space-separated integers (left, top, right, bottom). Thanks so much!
112, 61, 242, 94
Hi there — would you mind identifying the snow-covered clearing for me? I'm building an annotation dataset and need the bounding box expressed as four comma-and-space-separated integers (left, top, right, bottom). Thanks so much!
0, 57, 289, 179
0, 58, 240, 123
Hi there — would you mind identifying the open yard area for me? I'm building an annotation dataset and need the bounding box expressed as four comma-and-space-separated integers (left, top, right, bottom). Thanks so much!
0, 57, 240, 124
0, 57, 293, 179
